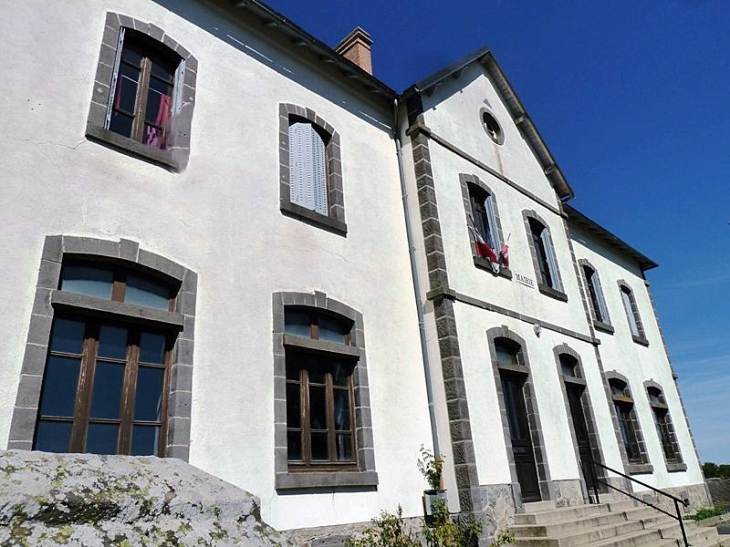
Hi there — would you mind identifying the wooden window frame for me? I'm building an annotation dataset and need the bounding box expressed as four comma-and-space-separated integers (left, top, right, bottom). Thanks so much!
35, 314, 172, 456
609, 379, 644, 464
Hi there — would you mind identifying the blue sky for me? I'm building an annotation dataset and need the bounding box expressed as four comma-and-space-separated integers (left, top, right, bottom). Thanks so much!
265, 1, 730, 463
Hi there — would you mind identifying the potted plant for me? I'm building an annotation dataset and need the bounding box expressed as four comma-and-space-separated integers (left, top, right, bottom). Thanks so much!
418, 445, 447, 517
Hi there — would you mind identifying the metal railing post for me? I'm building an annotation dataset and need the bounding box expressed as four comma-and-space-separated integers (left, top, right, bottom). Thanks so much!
675, 499, 689, 547
591, 461, 600, 504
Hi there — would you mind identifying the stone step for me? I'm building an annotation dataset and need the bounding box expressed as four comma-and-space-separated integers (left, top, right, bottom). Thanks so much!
576, 528, 673, 547
513, 520, 651, 547
515, 504, 614, 525
512, 511, 635, 538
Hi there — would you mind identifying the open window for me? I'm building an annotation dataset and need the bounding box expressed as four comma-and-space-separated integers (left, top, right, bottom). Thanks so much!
618, 282, 647, 345
524, 211, 565, 300
579, 261, 612, 333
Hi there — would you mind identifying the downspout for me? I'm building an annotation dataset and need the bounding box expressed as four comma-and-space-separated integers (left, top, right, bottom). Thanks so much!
393, 98, 440, 457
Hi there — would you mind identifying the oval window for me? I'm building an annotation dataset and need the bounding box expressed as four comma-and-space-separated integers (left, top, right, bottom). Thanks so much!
482, 111, 504, 145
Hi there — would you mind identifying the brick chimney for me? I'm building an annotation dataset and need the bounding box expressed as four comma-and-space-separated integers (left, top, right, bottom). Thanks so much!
334, 27, 373, 75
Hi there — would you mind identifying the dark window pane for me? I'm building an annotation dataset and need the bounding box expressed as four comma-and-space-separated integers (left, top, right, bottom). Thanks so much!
131, 425, 160, 456
286, 364, 300, 381
309, 386, 327, 430
125, 275, 170, 311
34, 420, 72, 453
90, 362, 125, 419
115, 63, 140, 114
121, 48, 143, 67
318, 316, 349, 344
39, 356, 81, 417
86, 423, 119, 455
285, 311, 311, 338
333, 389, 351, 431
139, 332, 166, 364
332, 363, 349, 387
97, 325, 128, 360
286, 383, 301, 428
60, 265, 113, 300
336, 434, 353, 462
134, 366, 164, 421
308, 368, 326, 384
109, 111, 134, 138
49, 318, 85, 354
495, 341, 519, 367
311, 432, 329, 461
287, 431, 302, 461
150, 60, 175, 81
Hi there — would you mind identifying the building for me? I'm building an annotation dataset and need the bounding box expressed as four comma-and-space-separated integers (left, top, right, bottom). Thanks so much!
0, 0, 710, 540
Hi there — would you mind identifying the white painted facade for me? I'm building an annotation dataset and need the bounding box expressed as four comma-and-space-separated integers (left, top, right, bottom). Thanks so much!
0, 0, 708, 536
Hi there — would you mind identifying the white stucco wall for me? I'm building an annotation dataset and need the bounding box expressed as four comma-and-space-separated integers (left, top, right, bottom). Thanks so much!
570, 225, 704, 489
0, 0, 434, 529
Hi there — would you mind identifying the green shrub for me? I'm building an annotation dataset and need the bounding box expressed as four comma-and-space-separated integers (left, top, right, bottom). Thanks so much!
346, 506, 420, 547
690, 506, 725, 521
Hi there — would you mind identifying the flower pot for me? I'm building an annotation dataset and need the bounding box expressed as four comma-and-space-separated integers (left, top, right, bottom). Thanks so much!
422, 489, 448, 516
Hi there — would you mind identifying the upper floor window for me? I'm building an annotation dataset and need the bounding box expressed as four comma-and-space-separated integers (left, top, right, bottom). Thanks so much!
86, 13, 197, 171
109, 31, 179, 150
524, 212, 564, 299
619, 283, 646, 343
480, 108, 504, 145
460, 175, 508, 275
279, 104, 346, 235
646, 386, 682, 465
580, 263, 611, 330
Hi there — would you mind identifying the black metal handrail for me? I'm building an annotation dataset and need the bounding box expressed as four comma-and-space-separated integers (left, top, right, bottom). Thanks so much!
587, 459, 689, 547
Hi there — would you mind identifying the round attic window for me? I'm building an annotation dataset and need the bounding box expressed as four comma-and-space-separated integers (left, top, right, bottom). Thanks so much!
481, 110, 504, 145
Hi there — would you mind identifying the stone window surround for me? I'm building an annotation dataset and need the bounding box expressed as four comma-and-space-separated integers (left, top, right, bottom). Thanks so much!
7, 236, 197, 461
459, 173, 511, 279
577, 259, 614, 334
487, 326, 553, 506
617, 280, 648, 346
553, 344, 608, 493
479, 106, 505, 146
522, 210, 567, 302
604, 371, 652, 475
86, 12, 197, 171
272, 291, 377, 490
643, 380, 686, 473
278, 104, 347, 236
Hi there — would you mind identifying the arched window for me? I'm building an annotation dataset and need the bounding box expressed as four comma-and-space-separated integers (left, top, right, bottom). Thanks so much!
460, 175, 507, 274
608, 378, 644, 465
524, 211, 564, 298
618, 282, 646, 343
581, 264, 610, 327
646, 385, 682, 466
86, 13, 197, 170
279, 104, 346, 235
273, 291, 377, 490
8, 236, 197, 460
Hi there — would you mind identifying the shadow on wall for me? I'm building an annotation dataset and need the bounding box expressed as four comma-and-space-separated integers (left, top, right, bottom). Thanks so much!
150, 0, 393, 129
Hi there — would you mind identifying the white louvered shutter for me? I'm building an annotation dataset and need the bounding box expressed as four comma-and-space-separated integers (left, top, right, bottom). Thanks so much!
541, 229, 563, 291
621, 290, 639, 336
289, 123, 327, 215
105, 28, 126, 129
592, 271, 610, 323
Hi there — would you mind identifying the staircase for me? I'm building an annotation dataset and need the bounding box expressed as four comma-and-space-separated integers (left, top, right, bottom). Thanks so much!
509, 500, 729, 547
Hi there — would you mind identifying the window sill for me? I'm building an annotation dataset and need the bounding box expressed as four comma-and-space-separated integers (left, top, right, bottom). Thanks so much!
593, 320, 614, 334
51, 290, 184, 329
538, 284, 568, 302
473, 257, 512, 279
275, 471, 378, 490
86, 124, 179, 170
280, 201, 347, 236
666, 462, 687, 473
632, 335, 650, 347
627, 463, 653, 475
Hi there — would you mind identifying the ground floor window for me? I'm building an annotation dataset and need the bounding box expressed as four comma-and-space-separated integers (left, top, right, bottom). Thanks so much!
34, 314, 172, 456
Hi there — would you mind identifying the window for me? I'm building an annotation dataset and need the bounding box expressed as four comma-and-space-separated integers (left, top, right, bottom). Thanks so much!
524, 212, 564, 299
279, 104, 346, 235
480, 108, 504, 145
86, 13, 197, 170
580, 262, 612, 331
273, 292, 377, 490
608, 379, 645, 465
646, 386, 683, 466
460, 175, 508, 275
7, 236, 197, 461
559, 353, 579, 379
618, 282, 646, 343
285, 309, 356, 469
